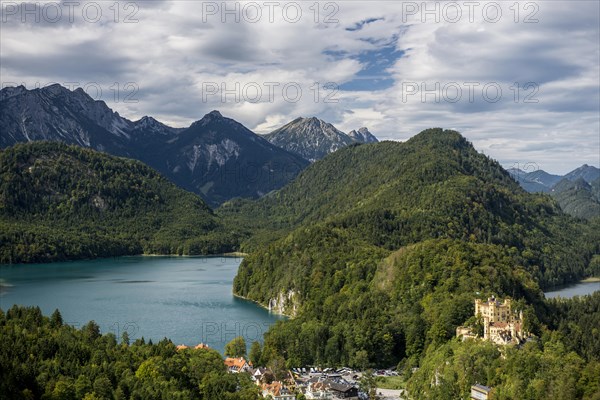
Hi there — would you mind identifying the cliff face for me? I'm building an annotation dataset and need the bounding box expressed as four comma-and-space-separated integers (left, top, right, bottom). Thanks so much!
267, 290, 299, 317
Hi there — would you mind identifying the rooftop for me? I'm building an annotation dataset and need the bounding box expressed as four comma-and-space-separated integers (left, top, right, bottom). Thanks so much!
472, 383, 492, 393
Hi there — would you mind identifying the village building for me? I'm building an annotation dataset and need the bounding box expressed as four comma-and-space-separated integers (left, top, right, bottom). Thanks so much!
471, 383, 493, 399
303, 376, 358, 399
261, 381, 295, 399
176, 343, 210, 351
224, 357, 252, 373
326, 381, 358, 398
251, 367, 272, 383
305, 381, 332, 399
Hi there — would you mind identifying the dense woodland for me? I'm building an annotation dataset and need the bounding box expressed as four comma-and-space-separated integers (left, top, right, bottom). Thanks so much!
0, 142, 241, 263
406, 292, 600, 399
227, 130, 598, 288
550, 177, 600, 221
0, 306, 260, 399
242, 237, 546, 367
229, 129, 599, 397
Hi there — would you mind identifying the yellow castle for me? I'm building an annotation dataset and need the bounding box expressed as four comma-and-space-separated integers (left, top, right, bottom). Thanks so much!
457, 297, 527, 345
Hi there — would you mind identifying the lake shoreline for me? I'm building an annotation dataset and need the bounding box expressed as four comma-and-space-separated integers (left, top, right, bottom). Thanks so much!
141, 252, 248, 258
545, 277, 600, 291
544, 278, 600, 299
0, 252, 248, 266
0, 256, 282, 352
580, 277, 600, 283
232, 292, 292, 318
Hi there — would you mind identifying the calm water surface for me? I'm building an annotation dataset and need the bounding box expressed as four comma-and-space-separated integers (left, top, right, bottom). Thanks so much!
544, 281, 600, 299
0, 256, 285, 353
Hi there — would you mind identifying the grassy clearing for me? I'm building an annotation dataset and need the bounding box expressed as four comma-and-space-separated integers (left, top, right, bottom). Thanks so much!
375, 375, 405, 390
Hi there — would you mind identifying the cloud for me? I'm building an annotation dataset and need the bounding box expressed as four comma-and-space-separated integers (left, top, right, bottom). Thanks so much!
0, 0, 598, 174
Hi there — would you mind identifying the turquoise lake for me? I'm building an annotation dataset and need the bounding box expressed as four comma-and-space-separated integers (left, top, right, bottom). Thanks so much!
0, 256, 285, 353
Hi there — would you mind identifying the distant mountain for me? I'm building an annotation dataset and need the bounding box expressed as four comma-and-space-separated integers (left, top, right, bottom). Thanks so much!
262, 117, 377, 162
563, 164, 600, 183
0, 85, 307, 206
508, 165, 599, 194
348, 127, 378, 143
154, 111, 308, 206
262, 117, 354, 162
507, 164, 600, 219
507, 167, 562, 192
550, 177, 600, 220
0, 142, 237, 263
0, 84, 135, 155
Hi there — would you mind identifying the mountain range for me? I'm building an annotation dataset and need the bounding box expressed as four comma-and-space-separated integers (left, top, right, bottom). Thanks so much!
1, 83, 596, 220
0, 85, 309, 206
261, 117, 378, 162
1, 84, 382, 205
508, 164, 600, 220
508, 164, 599, 192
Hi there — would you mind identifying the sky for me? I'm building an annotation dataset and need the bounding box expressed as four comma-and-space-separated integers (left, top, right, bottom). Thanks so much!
1, 0, 599, 174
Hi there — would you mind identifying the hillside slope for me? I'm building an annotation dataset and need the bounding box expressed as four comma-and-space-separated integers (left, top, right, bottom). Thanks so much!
0, 142, 238, 263
550, 178, 600, 220
229, 128, 598, 367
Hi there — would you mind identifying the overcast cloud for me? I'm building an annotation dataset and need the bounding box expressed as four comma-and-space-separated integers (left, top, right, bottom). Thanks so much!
1, 0, 598, 174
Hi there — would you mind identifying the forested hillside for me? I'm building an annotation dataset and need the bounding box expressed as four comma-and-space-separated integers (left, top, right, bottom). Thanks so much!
231, 129, 597, 288
230, 128, 599, 371
550, 177, 600, 220
0, 306, 259, 399
0, 142, 239, 263
406, 292, 600, 398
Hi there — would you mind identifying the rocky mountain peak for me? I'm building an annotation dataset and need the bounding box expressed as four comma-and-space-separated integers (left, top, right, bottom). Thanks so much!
191, 110, 228, 128
0, 85, 27, 101
348, 127, 378, 143
262, 116, 355, 162
42, 83, 68, 95
131, 116, 177, 136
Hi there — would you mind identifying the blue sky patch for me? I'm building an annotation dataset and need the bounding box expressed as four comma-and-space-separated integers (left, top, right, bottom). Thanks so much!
335, 40, 404, 91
